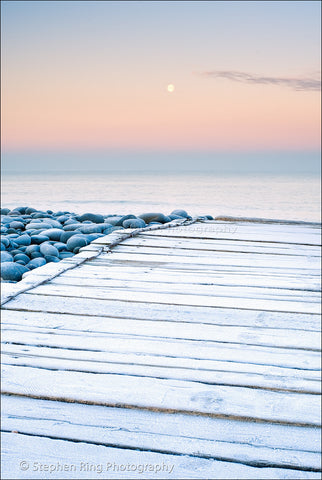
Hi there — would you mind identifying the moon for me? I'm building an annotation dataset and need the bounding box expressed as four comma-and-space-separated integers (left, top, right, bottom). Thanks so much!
167, 84, 175, 93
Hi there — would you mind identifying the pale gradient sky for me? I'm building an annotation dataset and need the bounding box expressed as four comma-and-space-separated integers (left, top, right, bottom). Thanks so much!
1, 0, 321, 172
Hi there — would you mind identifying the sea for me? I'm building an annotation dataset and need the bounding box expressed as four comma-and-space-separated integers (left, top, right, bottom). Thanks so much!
1, 171, 321, 222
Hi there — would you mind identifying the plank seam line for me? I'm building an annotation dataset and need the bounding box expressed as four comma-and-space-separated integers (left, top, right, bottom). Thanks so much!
1, 430, 320, 472
0, 217, 201, 306
1, 392, 320, 427
2, 361, 320, 394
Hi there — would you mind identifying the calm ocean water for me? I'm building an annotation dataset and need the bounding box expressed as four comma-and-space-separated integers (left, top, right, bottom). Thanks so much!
1, 172, 321, 222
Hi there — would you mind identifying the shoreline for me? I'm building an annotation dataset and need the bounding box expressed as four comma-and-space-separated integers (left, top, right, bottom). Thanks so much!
1, 207, 213, 283
2, 206, 321, 285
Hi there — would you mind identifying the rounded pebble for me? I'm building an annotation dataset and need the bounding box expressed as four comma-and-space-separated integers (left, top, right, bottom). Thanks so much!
66, 235, 88, 252
40, 243, 60, 257
26, 223, 53, 230
171, 209, 189, 218
139, 213, 168, 224
1, 251, 14, 262
63, 224, 83, 231
56, 215, 69, 223
59, 252, 75, 259
77, 224, 104, 234
85, 233, 105, 242
60, 231, 78, 243
1, 208, 11, 215
123, 218, 146, 229
14, 235, 31, 246
78, 213, 104, 224
1, 262, 29, 281
25, 245, 40, 255
9, 249, 22, 256
27, 258, 47, 270
53, 242, 67, 251
1, 238, 10, 248
113, 215, 136, 226
64, 218, 80, 225
13, 253, 30, 264
103, 225, 116, 234
25, 207, 37, 214
30, 252, 43, 259
105, 216, 122, 226
41, 228, 64, 241
44, 255, 60, 263
15, 260, 26, 266
9, 221, 25, 229
31, 235, 50, 244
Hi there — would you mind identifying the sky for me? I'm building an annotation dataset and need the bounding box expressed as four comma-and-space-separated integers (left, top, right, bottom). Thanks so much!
1, 0, 321, 173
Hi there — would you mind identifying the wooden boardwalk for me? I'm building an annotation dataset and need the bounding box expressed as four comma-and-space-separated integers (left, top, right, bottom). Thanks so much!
1, 219, 321, 479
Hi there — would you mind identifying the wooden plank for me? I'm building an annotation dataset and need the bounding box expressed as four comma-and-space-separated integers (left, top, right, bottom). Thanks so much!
88, 257, 320, 280
2, 396, 321, 470
2, 352, 320, 394
47, 276, 321, 304
95, 250, 320, 273
111, 245, 319, 270
2, 309, 320, 350
142, 223, 321, 246
59, 263, 321, 291
101, 234, 322, 256
2, 364, 321, 425
207, 220, 321, 230
212, 217, 320, 226
3, 343, 320, 383
4, 294, 320, 331
25, 284, 321, 314
3, 431, 320, 479
2, 328, 320, 370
